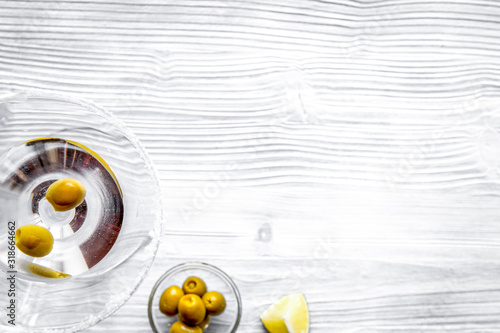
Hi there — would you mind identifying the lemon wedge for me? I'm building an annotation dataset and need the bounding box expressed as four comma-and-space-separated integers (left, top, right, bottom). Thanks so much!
261, 293, 309, 333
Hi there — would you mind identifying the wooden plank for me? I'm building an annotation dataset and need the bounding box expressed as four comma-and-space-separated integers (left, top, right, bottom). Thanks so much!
1, 0, 500, 331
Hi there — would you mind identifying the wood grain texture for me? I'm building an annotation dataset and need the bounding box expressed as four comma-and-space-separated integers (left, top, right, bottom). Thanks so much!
2, 0, 500, 331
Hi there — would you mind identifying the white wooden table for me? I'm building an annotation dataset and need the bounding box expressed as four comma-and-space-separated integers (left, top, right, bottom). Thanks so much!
2, 1, 500, 331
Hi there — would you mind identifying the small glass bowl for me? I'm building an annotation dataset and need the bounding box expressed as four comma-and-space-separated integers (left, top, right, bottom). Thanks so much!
148, 262, 242, 333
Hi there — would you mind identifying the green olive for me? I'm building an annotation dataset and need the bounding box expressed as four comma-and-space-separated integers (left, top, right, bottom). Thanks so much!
177, 294, 206, 326
202, 291, 226, 316
159, 285, 185, 316
46, 178, 86, 211
27, 262, 71, 279
170, 321, 202, 333
182, 276, 207, 297
15, 225, 54, 257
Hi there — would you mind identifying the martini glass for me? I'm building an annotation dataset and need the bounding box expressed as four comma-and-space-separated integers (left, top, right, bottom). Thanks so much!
0, 91, 163, 332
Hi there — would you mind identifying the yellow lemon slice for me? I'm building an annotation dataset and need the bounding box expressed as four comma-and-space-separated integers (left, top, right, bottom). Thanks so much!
261, 293, 309, 333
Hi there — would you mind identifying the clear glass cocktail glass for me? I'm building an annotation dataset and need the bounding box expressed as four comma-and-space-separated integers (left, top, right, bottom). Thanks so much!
0, 91, 163, 332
